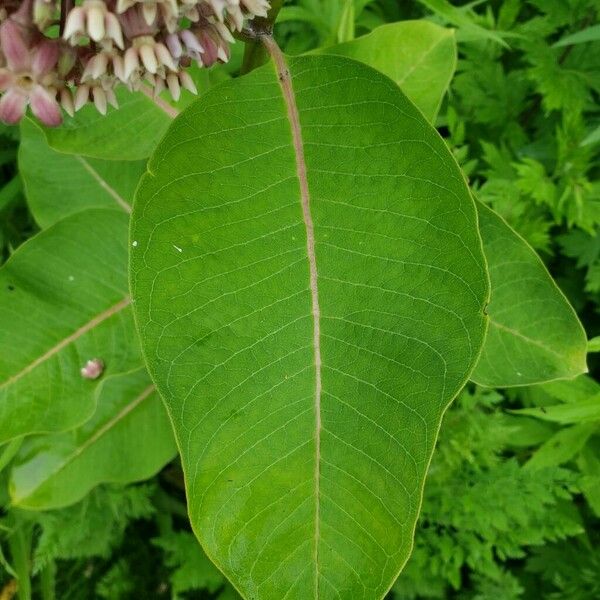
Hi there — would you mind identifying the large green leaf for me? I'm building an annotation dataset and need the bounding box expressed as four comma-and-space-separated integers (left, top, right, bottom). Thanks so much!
317, 21, 456, 122
9, 368, 176, 510
0, 209, 142, 443
19, 119, 145, 228
131, 53, 488, 599
472, 203, 587, 387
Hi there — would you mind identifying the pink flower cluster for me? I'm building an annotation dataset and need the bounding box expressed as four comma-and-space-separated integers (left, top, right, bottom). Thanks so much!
0, 0, 269, 126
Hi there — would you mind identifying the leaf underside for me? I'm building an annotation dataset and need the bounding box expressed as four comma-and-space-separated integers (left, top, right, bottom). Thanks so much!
131, 54, 488, 599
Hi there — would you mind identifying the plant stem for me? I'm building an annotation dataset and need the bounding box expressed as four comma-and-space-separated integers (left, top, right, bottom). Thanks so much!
240, 0, 285, 75
39, 561, 56, 600
8, 526, 32, 600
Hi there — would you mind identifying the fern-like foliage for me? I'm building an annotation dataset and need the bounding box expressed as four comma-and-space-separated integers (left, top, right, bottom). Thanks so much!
392, 389, 583, 599
32, 484, 155, 574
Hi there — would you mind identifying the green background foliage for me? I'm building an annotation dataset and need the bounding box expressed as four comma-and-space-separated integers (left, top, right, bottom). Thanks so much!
0, 0, 599, 599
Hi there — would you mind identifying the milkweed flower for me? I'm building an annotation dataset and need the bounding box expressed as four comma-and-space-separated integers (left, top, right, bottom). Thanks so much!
63, 0, 124, 48
0, 0, 271, 126
0, 17, 62, 126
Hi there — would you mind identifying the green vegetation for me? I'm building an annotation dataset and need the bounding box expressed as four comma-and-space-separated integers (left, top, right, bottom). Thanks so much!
0, 1, 599, 598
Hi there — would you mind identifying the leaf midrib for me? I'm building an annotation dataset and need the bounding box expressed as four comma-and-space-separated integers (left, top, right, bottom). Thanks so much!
262, 36, 323, 596
489, 318, 566, 361
151, 54, 325, 593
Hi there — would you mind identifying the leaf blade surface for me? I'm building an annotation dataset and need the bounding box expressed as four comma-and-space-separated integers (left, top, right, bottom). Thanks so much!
19, 119, 145, 227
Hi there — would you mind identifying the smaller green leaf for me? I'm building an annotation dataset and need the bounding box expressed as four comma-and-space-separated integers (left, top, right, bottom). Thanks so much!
553, 24, 600, 48
0, 175, 22, 214
511, 396, 600, 424
525, 422, 597, 470
19, 119, 145, 228
337, 0, 355, 42
539, 374, 600, 404
41, 87, 174, 161
578, 438, 600, 517
415, 0, 513, 47
10, 368, 176, 510
501, 415, 555, 447
472, 202, 587, 387
588, 336, 600, 352
317, 21, 456, 122
0, 209, 142, 443
0, 437, 23, 473
581, 125, 600, 147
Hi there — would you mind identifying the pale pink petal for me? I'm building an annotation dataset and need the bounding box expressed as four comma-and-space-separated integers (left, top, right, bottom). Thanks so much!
87, 5, 105, 42
30, 85, 62, 127
166, 73, 180, 101
0, 69, 15, 92
31, 40, 59, 77
0, 89, 27, 124
155, 43, 177, 71
60, 88, 75, 117
142, 3, 157, 26
63, 7, 85, 42
165, 33, 183, 59
180, 71, 197, 95
181, 29, 203, 55
74, 84, 90, 111
105, 13, 124, 49
139, 44, 158, 73
92, 87, 107, 115
0, 19, 31, 72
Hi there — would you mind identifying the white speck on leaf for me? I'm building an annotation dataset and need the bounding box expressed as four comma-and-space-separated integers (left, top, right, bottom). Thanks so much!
173, 245, 183, 253
132, 241, 138, 247
81, 358, 104, 380
68, 275, 75, 282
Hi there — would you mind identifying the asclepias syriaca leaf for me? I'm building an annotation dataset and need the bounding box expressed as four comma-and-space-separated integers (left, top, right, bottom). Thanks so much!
130, 53, 489, 599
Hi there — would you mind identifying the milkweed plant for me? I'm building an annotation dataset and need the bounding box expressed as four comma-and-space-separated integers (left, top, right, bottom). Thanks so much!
0, 1, 596, 599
